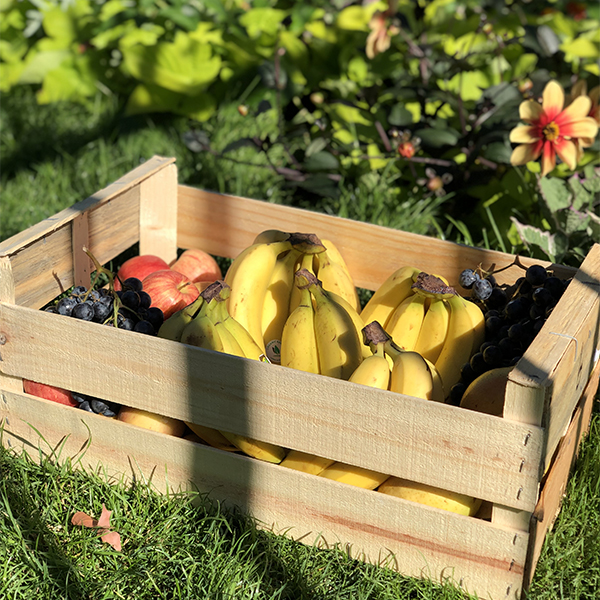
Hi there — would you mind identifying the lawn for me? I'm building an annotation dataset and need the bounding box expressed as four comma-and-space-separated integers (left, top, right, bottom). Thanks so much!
1, 86, 599, 600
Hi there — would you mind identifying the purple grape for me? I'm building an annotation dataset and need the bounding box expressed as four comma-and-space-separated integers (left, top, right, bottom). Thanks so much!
473, 278, 493, 301
459, 269, 480, 289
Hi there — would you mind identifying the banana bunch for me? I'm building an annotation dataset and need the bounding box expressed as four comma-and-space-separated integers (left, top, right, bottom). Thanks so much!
224, 229, 360, 364
361, 269, 484, 399
281, 268, 364, 380
169, 280, 287, 464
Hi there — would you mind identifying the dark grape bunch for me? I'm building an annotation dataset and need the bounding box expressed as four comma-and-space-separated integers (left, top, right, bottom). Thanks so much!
448, 263, 571, 406
45, 277, 164, 335
72, 392, 120, 417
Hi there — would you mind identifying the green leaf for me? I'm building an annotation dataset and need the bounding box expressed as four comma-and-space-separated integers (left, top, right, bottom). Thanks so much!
388, 104, 414, 127
18, 49, 70, 84
239, 8, 286, 39
304, 151, 340, 172
37, 57, 98, 103
296, 173, 339, 198
510, 217, 559, 261
118, 23, 165, 50
539, 177, 571, 212
305, 137, 328, 157
414, 127, 459, 148
330, 102, 372, 126
437, 70, 491, 102
335, 6, 369, 31
561, 37, 600, 60
569, 176, 592, 210
537, 25, 560, 57
122, 32, 221, 96
563, 210, 589, 236
483, 142, 512, 164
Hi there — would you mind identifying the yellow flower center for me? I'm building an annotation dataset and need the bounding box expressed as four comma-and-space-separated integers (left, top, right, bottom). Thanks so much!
543, 122, 560, 141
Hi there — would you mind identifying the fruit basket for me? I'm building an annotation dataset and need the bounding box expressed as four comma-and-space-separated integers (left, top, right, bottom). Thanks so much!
1, 156, 599, 600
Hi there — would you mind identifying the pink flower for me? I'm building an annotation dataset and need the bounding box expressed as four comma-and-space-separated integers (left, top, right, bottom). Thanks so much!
509, 80, 598, 177
366, 5, 399, 60
569, 79, 600, 151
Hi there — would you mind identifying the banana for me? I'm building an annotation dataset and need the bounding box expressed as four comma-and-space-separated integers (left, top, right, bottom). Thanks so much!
280, 450, 335, 475
253, 229, 291, 244
226, 240, 293, 352
157, 295, 205, 341
413, 297, 451, 364
327, 290, 371, 360
348, 341, 390, 390
319, 462, 390, 490
360, 266, 421, 329
434, 294, 477, 398
301, 269, 363, 380
388, 348, 436, 401
386, 293, 426, 351
218, 432, 287, 464
261, 248, 302, 360
315, 241, 360, 312
184, 422, 240, 452
280, 279, 320, 374
180, 301, 226, 353
378, 477, 482, 516
288, 251, 315, 315
462, 298, 486, 356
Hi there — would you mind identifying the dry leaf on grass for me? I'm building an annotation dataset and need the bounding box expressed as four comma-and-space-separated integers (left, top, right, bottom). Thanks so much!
71, 504, 122, 551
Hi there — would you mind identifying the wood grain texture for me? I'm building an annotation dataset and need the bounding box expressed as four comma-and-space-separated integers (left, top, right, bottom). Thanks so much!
505, 243, 600, 471
0, 302, 544, 511
523, 356, 600, 589
1, 388, 529, 600
176, 185, 576, 292
72, 212, 92, 288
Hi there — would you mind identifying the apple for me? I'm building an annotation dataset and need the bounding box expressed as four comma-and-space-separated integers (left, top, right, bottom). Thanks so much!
117, 406, 186, 437
23, 379, 79, 407
142, 270, 200, 319
114, 255, 170, 291
170, 248, 222, 284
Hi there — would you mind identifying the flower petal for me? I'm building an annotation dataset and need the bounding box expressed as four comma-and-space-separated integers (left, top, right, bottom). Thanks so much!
589, 86, 600, 106
556, 95, 592, 126
519, 99, 544, 123
542, 80, 565, 121
540, 141, 557, 177
565, 116, 599, 139
510, 142, 542, 166
554, 138, 579, 171
510, 125, 540, 143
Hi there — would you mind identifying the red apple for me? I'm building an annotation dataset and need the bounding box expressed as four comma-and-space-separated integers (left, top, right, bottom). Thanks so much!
114, 254, 170, 291
170, 248, 222, 284
23, 379, 79, 407
117, 406, 186, 437
142, 270, 200, 319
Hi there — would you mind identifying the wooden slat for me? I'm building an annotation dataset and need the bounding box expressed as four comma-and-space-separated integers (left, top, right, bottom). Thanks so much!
523, 356, 600, 589
0, 156, 175, 309
0, 302, 544, 511
176, 185, 576, 291
1, 389, 529, 600
72, 212, 92, 288
139, 162, 178, 263
504, 243, 600, 471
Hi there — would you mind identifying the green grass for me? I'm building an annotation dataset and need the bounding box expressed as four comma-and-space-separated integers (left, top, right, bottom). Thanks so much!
1, 87, 599, 599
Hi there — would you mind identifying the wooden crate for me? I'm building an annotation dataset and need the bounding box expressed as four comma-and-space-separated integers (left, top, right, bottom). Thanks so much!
1, 156, 599, 600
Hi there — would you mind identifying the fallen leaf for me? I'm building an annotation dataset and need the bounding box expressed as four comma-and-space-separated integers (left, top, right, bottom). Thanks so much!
100, 530, 122, 552
97, 504, 112, 530
71, 504, 122, 552
71, 511, 98, 528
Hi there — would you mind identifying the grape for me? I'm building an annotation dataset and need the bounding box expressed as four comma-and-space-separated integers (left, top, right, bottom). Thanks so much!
469, 352, 487, 375
121, 290, 140, 311
145, 307, 164, 330
79, 400, 94, 412
508, 322, 525, 341
532, 286, 553, 307
485, 274, 497, 287
499, 337, 520, 359
118, 315, 135, 330
513, 277, 533, 297
57, 297, 78, 316
72, 302, 95, 321
485, 315, 503, 336
459, 269, 480, 289
473, 278, 493, 301
529, 304, 544, 320
485, 286, 507, 310
543, 276, 564, 300
460, 362, 477, 385
72, 285, 87, 297
123, 277, 143, 292
482, 345, 503, 366
448, 382, 466, 406
134, 320, 156, 335
504, 297, 527, 321
90, 398, 115, 417
526, 264, 547, 286
93, 301, 112, 322
138, 290, 152, 310
44, 306, 58, 314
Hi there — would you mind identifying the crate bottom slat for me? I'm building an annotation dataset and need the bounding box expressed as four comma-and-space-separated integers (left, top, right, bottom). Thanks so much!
2, 389, 529, 600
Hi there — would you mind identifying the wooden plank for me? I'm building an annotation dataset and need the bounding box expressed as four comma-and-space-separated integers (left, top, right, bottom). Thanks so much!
0, 302, 544, 511
72, 212, 93, 288
139, 162, 178, 263
523, 356, 600, 589
176, 185, 576, 292
2, 388, 529, 600
505, 243, 600, 471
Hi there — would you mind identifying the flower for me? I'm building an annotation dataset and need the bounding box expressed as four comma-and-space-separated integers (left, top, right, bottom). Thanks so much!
569, 79, 600, 151
509, 80, 598, 177
366, 4, 399, 60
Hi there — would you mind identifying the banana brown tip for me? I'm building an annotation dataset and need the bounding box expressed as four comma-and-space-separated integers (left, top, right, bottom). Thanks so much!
288, 232, 326, 254
362, 321, 391, 346
201, 280, 228, 302
411, 272, 457, 296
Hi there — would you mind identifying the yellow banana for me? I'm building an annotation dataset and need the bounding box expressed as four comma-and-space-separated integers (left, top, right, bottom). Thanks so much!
184, 422, 239, 452
378, 477, 482, 516
319, 462, 390, 490
348, 341, 390, 390
226, 240, 293, 352
218, 432, 287, 464
180, 301, 225, 353
280, 450, 335, 475
280, 281, 320, 374
389, 348, 436, 401
261, 248, 302, 360
253, 229, 291, 244
328, 290, 371, 360
462, 298, 486, 356
434, 294, 477, 398
360, 266, 422, 329
288, 251, 315, 315
157, 295, 204, 342
413, 297, 451, 364
315, 241, 360, 312
386, 293, 427, 351
301, 269, 363, 380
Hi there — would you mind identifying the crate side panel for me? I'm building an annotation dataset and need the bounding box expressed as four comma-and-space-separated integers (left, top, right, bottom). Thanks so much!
176, 186, 575, 291
2, 389, 528, 600
506, 243, 600, 469
0, 303, 544, 511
